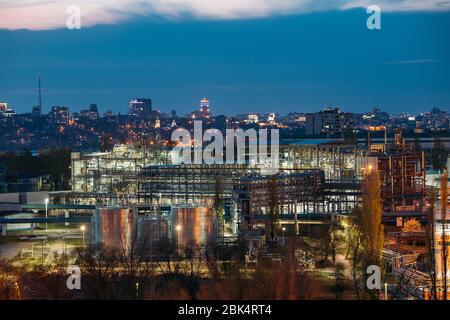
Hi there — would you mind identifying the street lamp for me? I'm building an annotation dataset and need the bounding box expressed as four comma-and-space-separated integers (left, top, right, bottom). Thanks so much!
80, 225, 86, 248
282, 227, 286, 245
175, 224, 181, 257
158, 193, 162, 214
62, 234, 66, 255
41, 239, 45, 268
15, 281, 21, 300
384, 282, 388, 300
45, 198, 49, 231
135, 282, 139, 300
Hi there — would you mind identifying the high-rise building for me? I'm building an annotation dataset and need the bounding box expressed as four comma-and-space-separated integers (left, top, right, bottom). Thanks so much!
266, 113, 276, 124
246, 113, 259, 124
305, 107, 354, 135
50, 106, 70, 124
80, 104, 99, 120
200, 97, 211, 119
89, 103, 98, 114
192, 97, 212, 120
0, 102, 16, 118
129, 98, 152, 119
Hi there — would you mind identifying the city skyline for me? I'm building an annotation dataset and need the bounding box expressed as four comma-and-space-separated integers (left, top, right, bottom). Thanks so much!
1, 7, 450, 115
1, 1, 450, 303
1, 91, 448, 118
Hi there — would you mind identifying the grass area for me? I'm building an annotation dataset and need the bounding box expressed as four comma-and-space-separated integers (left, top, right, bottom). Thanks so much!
0, 236, 17, 245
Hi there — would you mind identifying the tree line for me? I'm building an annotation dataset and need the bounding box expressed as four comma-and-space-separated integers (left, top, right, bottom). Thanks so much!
0, 148, 71, 190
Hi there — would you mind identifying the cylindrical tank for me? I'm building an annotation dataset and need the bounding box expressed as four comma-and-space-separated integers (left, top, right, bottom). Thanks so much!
171, 207, 216, 249
92, 206, 136, 250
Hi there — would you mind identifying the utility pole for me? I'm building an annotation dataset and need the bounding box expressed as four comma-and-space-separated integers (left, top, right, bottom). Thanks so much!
41, 239, 44, 268
38, 74, 42, 114
294, 199, 298, 236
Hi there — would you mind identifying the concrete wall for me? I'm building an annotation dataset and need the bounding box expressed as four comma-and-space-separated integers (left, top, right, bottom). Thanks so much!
0, 192, 19, 203
24, 191, 49, 204
0, 191, 49, 204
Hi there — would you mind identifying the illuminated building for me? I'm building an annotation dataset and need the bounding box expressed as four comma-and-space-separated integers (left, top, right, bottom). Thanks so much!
50, 106, 70, 124
434, 209, 450, 284
266, 113, 276, 124
369, 130, 426, 216
246, 113, 259, 124
0, 102, 16, 118
280, 139, 365, 180
305, 107, 354, 135
0, 102, 7, 112
68, 144, 170, 204
80, 104, 100, 120
192, 97, 212, 121
129, 98, 152, 120
199, 97, 211, 119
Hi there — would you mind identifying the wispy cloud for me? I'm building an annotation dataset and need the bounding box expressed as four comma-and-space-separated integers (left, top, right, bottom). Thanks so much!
386, 59, 440, 64
1, 0, 450, 30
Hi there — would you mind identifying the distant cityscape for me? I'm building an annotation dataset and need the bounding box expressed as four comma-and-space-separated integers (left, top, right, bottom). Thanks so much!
1, 85, 449, 152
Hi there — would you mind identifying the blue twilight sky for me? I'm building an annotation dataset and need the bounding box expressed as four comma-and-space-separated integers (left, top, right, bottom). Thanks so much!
0, 4, 450, 116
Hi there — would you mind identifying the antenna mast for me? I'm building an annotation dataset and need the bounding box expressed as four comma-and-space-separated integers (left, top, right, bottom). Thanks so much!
38, 74, 42, 114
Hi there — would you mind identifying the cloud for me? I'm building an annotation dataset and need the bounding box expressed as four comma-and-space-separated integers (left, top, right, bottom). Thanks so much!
386, 59, 440, 64
0, 0, 449, 30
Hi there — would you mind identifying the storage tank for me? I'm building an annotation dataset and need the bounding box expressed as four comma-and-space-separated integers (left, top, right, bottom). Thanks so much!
92, 206, 136, 250
171, 207, 216, 250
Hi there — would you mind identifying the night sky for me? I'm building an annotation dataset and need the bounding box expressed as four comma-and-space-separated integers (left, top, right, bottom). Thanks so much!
1, 6, 450, 116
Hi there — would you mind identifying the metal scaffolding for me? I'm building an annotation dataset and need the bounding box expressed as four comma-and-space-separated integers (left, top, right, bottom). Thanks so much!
280, 139, 366, 181
372, 130, 426, 214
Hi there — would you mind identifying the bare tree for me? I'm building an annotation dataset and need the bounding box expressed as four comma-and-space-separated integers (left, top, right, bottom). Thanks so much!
116, 231, 158, 299
332, 263, 347, 300
328, 220, 344, 264
388, 269, 415, 300
346, 208, 363, 299
267, 175, 279, 243
440, 171, 448, 299
74, 244, 119, 299
425, 188, 438, 300
358, 169, 384, 300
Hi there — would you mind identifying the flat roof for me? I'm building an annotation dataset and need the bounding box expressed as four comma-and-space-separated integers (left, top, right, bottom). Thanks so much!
280, 139, 342, 146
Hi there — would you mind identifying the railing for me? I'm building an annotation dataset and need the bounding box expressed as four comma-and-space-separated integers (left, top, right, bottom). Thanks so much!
382, 249, 401, 264
383, 249, 432, 299
392, 267, 432, 289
